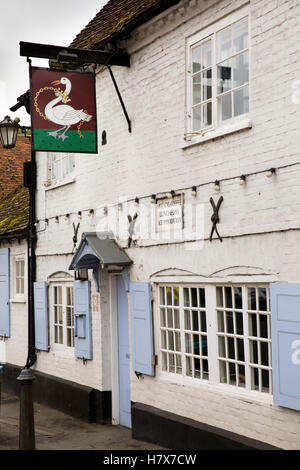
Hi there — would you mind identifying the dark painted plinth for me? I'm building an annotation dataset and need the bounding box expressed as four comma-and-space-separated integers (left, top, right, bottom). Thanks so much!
132, 402, 281, 450
1, 363, 111, 424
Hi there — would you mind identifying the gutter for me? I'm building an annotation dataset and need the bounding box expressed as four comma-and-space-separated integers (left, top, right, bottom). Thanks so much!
0, 228, 29, 241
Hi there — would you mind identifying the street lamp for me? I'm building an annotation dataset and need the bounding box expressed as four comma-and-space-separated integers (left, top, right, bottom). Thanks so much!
0, 114, 36, 450
0, 115, 19, 149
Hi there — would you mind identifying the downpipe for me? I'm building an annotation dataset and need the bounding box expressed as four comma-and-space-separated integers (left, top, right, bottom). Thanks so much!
18, 148, 37, 450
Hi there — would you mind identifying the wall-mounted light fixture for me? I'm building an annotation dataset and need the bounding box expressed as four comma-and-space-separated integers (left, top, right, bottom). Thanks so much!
167, 190, 175, 198
191, 186, 197, 197
214, 180, 220, 191
266, 168, 276, 178
74, 268, 88, 281
103, 206, 108, 216
150, 194, 156, 204
88, 209, 94, 217
55, 216, 59, 223
77, 211, 82, 220
239, 175, 246, 186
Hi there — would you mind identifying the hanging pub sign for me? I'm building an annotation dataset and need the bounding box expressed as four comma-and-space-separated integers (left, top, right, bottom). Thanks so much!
30, 67, 98, 153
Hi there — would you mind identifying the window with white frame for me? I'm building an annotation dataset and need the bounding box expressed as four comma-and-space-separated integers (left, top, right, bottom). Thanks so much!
158, 284, 272, 395
48, 152, 75, 184
159, 285, 209, 380
187, 10, 249, 136
53, 284, 74, 348
14, 258, 25, 296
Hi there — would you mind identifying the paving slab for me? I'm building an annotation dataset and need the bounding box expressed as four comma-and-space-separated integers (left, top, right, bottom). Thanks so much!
0, 393, 166, 451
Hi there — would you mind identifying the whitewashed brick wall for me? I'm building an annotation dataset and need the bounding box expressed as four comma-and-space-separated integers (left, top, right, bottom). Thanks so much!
12, 0, 300, 448
0, 239, 28, 367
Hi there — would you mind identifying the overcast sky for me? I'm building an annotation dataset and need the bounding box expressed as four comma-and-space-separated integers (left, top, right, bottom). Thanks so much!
0, 1, 108, 125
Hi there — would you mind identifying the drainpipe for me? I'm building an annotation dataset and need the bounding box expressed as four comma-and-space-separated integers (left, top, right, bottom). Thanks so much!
25, 148, 37, 369
17, 147, 37, 450
0, 365, 3, 412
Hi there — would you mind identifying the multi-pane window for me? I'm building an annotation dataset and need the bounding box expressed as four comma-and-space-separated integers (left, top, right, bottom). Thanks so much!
216, 286, 245, 388
183, 287, 208, 380
216, 285, 271, 393
15, 259, 25, 295
66, 287, 74, 347
216, 17, 249, 124
247, 286, 272, 393
191, 39, 212, 131
188, 13, 249, 135
159, 285, 209, 380
49, 153, 75, 183
158, 284, 272, 395
53, 285, 74, 348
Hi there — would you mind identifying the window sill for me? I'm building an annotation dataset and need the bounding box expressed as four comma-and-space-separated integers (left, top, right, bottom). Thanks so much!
44, 177, 76, 191
182, 119, 252, 149
10, 298, 26, 304
158, 370, 273, 407
52, 346, 75, 359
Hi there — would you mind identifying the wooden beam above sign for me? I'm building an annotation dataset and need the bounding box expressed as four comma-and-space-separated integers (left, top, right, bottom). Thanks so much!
19, 41, 130, 67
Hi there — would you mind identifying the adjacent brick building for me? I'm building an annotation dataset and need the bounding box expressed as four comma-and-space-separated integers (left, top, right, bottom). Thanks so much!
0, 135, 30, 201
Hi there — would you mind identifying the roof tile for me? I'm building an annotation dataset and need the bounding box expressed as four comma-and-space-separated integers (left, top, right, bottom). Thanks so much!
0, 135, 31, 201
0, 185, 29, 237
70, 0, 178, 49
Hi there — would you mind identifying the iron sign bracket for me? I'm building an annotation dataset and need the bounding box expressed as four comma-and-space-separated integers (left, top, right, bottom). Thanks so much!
106, 65, 132, 133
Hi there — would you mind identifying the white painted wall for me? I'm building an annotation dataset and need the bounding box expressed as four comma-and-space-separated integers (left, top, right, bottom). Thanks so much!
5, 0, 300, 449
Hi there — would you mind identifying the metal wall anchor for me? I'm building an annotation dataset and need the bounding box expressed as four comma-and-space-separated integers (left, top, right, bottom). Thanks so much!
209, 196, 223, 242
128, 213, 138, 248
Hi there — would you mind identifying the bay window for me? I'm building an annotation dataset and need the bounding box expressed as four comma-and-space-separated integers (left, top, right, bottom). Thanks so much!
158, 284, 272, 395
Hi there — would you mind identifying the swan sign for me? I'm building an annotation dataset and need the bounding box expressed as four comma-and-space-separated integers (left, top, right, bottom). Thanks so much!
30, 67, 97, 153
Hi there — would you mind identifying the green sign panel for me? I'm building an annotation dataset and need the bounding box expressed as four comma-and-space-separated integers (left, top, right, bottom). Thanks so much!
30, 67, 98, 153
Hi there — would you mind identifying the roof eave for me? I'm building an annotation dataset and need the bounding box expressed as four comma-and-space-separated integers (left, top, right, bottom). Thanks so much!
78, 0, 181, 50
0, 227, 29, 242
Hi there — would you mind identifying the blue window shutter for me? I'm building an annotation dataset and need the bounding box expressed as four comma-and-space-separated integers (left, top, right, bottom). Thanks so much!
0, 248, 10, 337
34, 282, 49, 351
130, 282, 155, 376
270, 283, 300, 411
74, 280, 92, 360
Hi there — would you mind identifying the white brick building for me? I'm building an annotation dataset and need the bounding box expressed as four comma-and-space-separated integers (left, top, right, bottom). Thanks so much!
2, 0, 300, 449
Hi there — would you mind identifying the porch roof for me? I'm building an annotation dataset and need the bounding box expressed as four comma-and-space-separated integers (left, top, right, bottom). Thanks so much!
69, 231, 132, 270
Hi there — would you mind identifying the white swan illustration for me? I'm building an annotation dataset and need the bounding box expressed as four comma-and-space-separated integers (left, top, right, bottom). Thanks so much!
45, 77, 92, 141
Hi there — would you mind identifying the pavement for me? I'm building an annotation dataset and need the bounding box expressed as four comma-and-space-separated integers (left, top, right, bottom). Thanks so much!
0, 392, 166, 451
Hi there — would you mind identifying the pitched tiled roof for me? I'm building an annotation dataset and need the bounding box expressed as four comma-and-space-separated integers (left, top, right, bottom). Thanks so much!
0, 185, 29, 238
70, 0, 180, 50
0, 135, 31, 201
